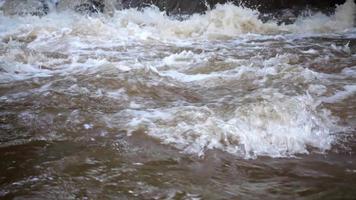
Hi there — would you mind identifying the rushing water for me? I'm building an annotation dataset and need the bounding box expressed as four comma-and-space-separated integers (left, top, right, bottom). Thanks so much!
1, 0, 356, 199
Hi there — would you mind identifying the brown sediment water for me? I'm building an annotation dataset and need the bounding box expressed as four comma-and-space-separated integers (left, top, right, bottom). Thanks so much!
0, 1, 356, 199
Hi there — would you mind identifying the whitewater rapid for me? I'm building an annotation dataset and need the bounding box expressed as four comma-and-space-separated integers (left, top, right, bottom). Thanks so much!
0, 0, 355, 159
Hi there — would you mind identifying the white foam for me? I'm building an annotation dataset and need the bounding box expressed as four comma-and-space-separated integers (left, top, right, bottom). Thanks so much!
159, 53, 304, 85
84, 123, 93, 129
322, 85, 356, 103
121, 94, 338, 158
111, 0, 355, 39
331, 42, 351, 54
301, 49, 319, 54
162, 50, 205, 66
0, 1, 354, 82
0, 0, 354, 40
308, 84, 327, 96
285, 0, 355, 33
341, 66, 356, 78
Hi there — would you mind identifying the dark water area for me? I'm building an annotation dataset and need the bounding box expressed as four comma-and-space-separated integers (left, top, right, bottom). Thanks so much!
1, 0, 356, 199
1, 139, 356, 199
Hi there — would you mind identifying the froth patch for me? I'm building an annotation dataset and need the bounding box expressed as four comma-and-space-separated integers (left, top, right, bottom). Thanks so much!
1, 0, 355, 43
287, 0, 356, 33
123, 95, 338, 158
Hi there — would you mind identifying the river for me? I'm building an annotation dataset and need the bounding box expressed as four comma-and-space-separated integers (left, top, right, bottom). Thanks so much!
0, 0, 356, 199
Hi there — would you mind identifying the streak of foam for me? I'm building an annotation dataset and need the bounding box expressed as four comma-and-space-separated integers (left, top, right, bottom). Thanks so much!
322, 85, 356, 104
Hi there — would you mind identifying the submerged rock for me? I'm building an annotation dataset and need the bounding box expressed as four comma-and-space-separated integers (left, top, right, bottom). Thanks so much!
119, 0, 348, 14
56, 0, 102, 13
55, 0, 122, 15
120, 0, 208, 15
1, 0, 49, 16
0, 0, 114, 15
0, 0, 351, 18
118, 0, 350, 24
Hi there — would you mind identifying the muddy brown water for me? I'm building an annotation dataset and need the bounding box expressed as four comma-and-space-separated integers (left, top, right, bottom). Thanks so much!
1, 2, 356, 199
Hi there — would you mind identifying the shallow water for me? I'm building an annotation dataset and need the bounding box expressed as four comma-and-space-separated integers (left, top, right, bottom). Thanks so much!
1, 1, 356, 199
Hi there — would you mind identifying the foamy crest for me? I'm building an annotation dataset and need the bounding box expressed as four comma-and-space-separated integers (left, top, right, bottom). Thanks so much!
109, 0, 355, 40
162, 50, 206, 66
2, 0, 354, 40
286, 0, 356, 33
122, 94, 337, 158
111, 0, 355, 39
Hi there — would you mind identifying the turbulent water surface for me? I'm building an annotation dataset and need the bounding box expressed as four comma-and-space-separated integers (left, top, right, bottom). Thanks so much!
1, 0, 356, 199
